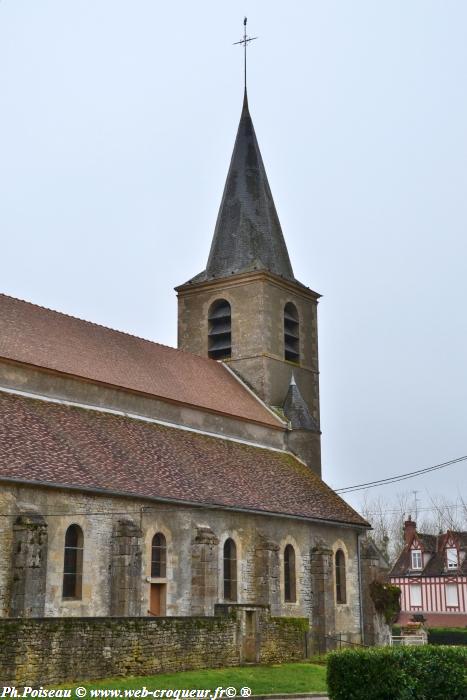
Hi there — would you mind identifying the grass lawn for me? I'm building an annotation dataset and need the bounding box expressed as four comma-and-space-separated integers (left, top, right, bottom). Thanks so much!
58, 663, 327, 696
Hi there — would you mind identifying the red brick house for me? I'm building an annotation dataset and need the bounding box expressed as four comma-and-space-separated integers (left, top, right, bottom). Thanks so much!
390, 518, 467, 626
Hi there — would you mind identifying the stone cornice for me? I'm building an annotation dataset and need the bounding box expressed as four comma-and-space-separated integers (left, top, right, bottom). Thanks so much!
176, 269, 321, 302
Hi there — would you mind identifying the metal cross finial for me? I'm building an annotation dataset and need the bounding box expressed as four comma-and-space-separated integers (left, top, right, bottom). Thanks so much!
233, 17, 258, 91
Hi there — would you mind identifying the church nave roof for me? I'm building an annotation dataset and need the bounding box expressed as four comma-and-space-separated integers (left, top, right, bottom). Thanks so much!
0, 293, 283, 430
0, 390, 368, 528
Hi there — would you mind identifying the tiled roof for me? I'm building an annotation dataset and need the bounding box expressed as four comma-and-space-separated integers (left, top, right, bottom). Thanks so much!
390, 530, 467, 577
0, 391, 368, 527
0, 294, 282, 429
417, 533, 437, 552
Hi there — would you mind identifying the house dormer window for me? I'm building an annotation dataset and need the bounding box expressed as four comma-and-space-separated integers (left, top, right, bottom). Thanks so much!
446, 547, 458, 570
411, 549, 422, 570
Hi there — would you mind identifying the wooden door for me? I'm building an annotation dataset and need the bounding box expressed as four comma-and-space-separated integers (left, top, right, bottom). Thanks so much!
150, 583, 166, 616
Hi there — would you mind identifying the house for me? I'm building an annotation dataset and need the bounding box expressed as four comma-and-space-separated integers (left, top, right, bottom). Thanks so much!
390, 517, 467, 626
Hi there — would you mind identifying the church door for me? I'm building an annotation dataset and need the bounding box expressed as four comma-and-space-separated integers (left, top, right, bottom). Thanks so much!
149, 583, 166, 616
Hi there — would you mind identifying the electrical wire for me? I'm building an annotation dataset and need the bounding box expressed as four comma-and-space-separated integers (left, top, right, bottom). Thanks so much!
335, 455, 467, 494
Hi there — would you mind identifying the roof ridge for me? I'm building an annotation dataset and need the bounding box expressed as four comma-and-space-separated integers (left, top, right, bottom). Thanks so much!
0, 292, 215, 364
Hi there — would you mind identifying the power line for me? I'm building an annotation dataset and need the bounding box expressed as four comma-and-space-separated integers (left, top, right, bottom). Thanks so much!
335, 455, 467, 494
363, 502, 464, 516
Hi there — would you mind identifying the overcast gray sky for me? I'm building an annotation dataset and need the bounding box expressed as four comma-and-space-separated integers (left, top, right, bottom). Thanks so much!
1, 1, 466, 521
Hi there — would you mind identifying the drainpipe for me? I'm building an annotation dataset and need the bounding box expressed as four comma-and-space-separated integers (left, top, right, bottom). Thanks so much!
357, 532, 364, 644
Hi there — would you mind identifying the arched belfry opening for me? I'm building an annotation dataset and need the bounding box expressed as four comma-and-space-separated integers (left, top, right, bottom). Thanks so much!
208, 299, 231, 360
284, 302, 300, 363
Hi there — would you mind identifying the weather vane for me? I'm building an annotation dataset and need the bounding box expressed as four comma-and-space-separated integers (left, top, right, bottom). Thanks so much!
233, 17, 258, 90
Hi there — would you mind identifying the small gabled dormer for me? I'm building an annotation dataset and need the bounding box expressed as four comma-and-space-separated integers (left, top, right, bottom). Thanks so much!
444, 532, 460, 572
404, 518, 434, 573
410, 543, 423, 571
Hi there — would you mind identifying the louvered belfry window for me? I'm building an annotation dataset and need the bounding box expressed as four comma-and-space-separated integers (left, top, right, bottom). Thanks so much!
208, 299, 231, 360
284, 302, 300, 363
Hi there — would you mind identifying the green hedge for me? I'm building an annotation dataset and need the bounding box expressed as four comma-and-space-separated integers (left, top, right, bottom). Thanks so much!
428, 627, 467, 646
327, 645, 467, 700
392, 625, 467, 646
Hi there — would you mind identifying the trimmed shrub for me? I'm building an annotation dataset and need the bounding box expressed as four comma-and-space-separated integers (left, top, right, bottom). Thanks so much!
428, 627, 467, 646
327, 645, 467, 700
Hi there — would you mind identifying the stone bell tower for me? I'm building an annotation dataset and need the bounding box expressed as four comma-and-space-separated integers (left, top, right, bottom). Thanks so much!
176, 89, 322, 476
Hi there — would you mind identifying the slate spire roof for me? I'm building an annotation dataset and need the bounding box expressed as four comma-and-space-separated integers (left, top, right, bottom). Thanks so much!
191, 90, 295, 283
283, 373, 318, 431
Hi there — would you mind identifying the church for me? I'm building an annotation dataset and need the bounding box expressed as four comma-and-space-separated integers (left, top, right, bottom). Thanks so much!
0, 79, 371, 650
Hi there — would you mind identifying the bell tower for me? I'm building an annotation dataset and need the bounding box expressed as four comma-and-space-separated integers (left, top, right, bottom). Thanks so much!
176, 89, 322, 476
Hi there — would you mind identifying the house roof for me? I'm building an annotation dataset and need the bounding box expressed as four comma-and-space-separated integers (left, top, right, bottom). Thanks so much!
188, 91, 296, 285
416, 533, 437, 552
390, 529, 467, 577
0, 391, 368, 527
0, 293, 283, 429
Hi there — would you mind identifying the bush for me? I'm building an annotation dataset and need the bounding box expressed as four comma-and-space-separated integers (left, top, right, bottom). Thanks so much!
428, 627, 467, 646
327, 645, 467, 700
370, 581, 401, 624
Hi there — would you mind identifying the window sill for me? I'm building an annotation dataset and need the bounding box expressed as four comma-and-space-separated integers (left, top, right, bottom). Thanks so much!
146, 577, 167, 584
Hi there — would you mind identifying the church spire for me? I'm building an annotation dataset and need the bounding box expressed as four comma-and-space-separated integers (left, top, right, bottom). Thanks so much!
203, 88, 295, 282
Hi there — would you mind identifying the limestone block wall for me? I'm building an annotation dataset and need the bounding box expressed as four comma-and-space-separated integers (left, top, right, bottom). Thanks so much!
0, 609, 308, 687
0, 483, 364, 651
177, 272, 320, 416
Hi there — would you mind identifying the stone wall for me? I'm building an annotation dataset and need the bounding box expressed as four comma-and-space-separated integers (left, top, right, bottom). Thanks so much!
0, 483, 364, 640
0, 607, 308, 687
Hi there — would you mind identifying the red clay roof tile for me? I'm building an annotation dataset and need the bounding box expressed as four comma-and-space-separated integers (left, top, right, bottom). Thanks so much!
0, 294, 282, 429
0, 391, 368, 526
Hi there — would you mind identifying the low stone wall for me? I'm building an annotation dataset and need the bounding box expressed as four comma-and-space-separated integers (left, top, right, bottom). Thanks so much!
0, 608, 308, 686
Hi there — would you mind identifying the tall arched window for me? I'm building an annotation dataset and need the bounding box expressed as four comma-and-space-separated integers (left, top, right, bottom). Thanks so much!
223, 538, 237, 601
284, 302, 300, 363
63, 524, 83, 599
151, 533, 167, 578
284, 544, 297, 603
335, 549, 346, 604
208, 299, 231, 360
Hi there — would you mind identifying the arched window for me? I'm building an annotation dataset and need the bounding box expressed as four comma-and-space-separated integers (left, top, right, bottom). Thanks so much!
284, 302, 300, 363
208, 299, 231, 360
335, 549, 346, 604
284, 544, 296, 603
223, 538, 237, 601
63, 524, 83, 599
151, 533, 167, 578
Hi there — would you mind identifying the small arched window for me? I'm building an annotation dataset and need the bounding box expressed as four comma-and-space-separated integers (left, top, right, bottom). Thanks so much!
284, 302, 300, 363
335, 549, 346, 604
151, 533, 167, 578
208, 299, 231, 360
284, 544, 297, 603
63, 524, 83, 599
223, 538, 237, 601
